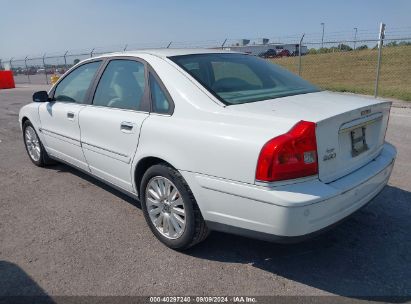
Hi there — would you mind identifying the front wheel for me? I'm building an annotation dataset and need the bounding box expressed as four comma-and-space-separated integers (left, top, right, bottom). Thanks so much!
140, 164, 209, 250
23, 120, 54, 167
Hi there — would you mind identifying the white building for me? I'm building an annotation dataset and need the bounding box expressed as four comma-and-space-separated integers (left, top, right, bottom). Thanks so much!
222, 39, 308, 56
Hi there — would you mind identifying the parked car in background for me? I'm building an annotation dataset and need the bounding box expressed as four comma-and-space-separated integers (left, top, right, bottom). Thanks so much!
23, 67, 37, 75
259, 48, 291, 58
19, 49, 396, 250
275, 49, 291, 57
45, 68, 55, 74
258, 49, 278, 58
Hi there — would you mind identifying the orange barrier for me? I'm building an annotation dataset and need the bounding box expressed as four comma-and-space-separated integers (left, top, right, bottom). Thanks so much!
0, 71, 16, 89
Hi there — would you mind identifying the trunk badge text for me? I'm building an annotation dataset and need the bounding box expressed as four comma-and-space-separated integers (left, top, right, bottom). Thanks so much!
361, 109, 371, 116
323, 148, 337, 161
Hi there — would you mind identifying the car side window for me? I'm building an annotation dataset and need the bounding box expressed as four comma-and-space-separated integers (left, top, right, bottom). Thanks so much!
93, 60, 146, 111
149, 73, 170, 114
54, 61, 101, 103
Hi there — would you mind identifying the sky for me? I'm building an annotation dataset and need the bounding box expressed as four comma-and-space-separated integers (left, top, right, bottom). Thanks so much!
1, 0, 410, 59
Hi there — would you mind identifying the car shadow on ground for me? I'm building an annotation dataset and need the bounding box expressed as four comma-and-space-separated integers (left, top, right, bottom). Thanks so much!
46, 163, 411, 301
49, 163, 141, 209
0, 261, 54, 303
188, 185, 411, 301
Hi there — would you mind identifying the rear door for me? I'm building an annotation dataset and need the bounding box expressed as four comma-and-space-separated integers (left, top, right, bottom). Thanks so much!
78, 58, 150, 192
38, 60, 102, 171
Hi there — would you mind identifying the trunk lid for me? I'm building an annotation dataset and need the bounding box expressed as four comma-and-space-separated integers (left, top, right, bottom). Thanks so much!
228, 91, 391, 183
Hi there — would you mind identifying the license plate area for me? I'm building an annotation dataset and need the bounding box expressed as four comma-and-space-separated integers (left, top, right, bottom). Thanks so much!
351, 126, 369, 157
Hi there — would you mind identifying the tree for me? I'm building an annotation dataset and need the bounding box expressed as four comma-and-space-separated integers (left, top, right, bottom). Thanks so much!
386, 41, 398, 47
308, 48, 317, 55
337, 44, 353, 51
357, 45, 368, 50
318, 47, 331, 54
73, 59, 80, 65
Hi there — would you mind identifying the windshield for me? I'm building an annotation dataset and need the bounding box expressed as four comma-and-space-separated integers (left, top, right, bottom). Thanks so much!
169, 53, 319, 105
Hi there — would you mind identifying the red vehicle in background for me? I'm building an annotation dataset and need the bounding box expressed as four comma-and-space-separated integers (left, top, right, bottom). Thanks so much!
258, 48, 291, 59
275, 49, 291, 57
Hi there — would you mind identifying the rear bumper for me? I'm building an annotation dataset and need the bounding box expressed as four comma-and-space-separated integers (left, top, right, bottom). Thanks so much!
181, 142, 396, 240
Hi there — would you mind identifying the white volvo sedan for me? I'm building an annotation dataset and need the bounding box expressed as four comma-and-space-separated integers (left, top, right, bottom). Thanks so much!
19, 49, 396, 249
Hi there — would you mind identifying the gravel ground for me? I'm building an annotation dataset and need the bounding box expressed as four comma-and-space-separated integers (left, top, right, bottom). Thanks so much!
1, 85, 410, 300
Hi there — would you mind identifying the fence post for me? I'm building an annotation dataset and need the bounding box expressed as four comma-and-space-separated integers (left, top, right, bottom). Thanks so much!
9, 58, 13, 72
42, 53, 49, 85
374, 22, 386, 98
298, 34, 305, 76
63, 51, 68, 71
24, 56, 31, 84
353, 27, 358, 50
221, 38, 228, 50
0, 59, 2, 70
90, 48, 95, 58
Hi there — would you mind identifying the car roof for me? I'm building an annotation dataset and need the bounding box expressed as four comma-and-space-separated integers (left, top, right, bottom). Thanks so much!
95, 48, 240, 59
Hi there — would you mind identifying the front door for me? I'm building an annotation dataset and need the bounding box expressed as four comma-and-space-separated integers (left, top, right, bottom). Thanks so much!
79, 59, 149, 192
38, 61, 102, 171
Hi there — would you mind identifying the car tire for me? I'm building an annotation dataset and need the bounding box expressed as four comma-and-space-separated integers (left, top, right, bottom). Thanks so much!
22, 120, 55, 167
140, 163, 209, 250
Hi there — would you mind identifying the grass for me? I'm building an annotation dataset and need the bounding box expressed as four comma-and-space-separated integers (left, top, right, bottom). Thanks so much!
270, 45, 411, 101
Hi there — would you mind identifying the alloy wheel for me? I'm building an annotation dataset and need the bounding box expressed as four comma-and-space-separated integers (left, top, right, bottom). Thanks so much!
24, 126, 41, 162
145, 176, 186, 239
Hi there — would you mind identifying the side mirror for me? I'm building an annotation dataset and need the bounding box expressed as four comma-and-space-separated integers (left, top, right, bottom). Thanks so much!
32, 91, 49, 102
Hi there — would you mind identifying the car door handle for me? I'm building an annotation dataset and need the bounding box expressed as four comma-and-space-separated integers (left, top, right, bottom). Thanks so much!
120, 122, 134, 133
67, 112, 75, 119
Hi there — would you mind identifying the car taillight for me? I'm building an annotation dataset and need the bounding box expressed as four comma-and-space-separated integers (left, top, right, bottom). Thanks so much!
256, 120, 318, 182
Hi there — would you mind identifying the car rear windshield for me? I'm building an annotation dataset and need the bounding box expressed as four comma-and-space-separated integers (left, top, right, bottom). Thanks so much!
169, 53, 319, 105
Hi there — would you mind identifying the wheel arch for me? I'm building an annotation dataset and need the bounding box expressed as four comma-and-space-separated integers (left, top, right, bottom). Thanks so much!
19, 102, 42, 133
21, 116, 29, 127
134, 156, 177, 198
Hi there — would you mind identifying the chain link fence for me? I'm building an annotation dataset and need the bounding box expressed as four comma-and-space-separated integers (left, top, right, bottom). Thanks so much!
271, 37, 411, 101
1, 34, 410, 101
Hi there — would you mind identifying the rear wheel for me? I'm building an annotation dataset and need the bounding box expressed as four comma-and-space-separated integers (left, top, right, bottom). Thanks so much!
140, 163, 209, 250
23, 120, 54, 167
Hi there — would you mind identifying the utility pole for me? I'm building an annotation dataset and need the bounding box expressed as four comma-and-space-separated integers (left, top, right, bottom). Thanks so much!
298, 33, 305, 76
24, 56, 30, 83
353, 27, 358, 50
63, 51, 68, 70
374, 22, 386, 98
321, 22, 325, 48
42, 54, 48, 85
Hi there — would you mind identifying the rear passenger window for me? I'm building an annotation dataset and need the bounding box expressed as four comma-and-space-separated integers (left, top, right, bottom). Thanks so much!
93, 60, 145, 111
149, 73, 171, 114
